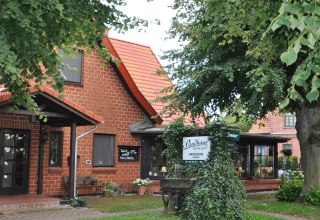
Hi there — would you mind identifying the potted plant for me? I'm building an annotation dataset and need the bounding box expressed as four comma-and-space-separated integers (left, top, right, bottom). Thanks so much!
91, 176, 98, 185
101, 182, 116, 197
131, 178, 152, 195
282, 149, 292, 157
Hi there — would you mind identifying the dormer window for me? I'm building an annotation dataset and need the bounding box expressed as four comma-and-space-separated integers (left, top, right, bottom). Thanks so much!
58, 49, 82, 84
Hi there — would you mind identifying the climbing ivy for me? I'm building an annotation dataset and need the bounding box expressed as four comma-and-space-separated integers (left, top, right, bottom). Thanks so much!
181, 122, 246, 220
162, 119, 246, 219
162, 118, 195, 172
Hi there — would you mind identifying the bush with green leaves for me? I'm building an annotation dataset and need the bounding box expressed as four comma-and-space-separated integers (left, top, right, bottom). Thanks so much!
304, 187, 320, 206
278, 156, 299, 171
291, 156, 299, 171
69, 197, 87, 207
181, 122, 246, 220
276, 180, 302, 202
162, 118, 195, 172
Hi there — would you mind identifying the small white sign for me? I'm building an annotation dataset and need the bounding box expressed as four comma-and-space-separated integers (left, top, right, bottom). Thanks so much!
183, 136, 211, 161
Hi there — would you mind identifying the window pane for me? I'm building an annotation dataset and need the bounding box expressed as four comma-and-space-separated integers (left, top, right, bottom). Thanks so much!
93, 134, 115, 167
58, 49, 82, 83
49, 131, 63, 167
254, 145, 274, 178
149, 139, 166, 177
285, 113, 296, 127
283, 144, 292, 150
233, 144, 250, 179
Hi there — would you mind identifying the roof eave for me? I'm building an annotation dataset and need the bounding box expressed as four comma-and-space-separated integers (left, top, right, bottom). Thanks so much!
103, 37, 163, 125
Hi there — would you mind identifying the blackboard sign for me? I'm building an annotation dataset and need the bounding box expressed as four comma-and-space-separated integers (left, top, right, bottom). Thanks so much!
118, 146, 140, 162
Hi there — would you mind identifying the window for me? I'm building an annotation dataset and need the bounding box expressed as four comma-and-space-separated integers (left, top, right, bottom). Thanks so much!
283, 144, 292, 150
93, 134, 115, 167
232, 144, 250, 179
58, 49, 82, 84
148, 139, 166, 177
254, 145, 274, 178
49, 131, 63, 167
285, 113, 296, 128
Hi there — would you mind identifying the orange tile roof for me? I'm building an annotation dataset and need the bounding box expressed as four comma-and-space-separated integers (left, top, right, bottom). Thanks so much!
107, 38, 205, 126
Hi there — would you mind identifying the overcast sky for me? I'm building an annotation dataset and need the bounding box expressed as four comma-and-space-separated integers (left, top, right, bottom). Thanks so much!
109, 0, 177, 66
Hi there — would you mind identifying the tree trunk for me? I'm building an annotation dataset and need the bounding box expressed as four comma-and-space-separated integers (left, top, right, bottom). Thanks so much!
295, 103, 320, 192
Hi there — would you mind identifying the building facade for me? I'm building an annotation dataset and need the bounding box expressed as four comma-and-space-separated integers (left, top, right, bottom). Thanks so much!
0, 35, 203, 196
249, 110, 300, 158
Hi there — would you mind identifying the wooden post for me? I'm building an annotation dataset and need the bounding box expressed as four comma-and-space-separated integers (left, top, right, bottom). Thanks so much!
69, 122, 77, 199
37, 123, 45, 194
274, 143, 278, 178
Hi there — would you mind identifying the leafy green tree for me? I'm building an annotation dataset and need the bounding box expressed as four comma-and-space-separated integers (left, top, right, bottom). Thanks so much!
163, 0, 320, 191
222, 114, 255, 133
0, 0, 145, 112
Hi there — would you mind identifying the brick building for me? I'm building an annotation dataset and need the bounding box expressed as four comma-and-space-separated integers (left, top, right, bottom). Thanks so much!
249, 110, 300, 157
0, 33, 293, 197
0, 35, 207, 197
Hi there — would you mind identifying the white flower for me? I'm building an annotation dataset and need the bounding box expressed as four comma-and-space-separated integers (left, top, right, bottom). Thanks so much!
131, 178, 152, 187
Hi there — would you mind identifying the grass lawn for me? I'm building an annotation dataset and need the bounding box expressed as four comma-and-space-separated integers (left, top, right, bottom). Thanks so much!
84, 211, 180, 220
246, 212, 283, 220
247, 201, 320, 219
84, 195, 283, 220
85, 195, 163, 212
84, 211, 282, 220
84, 194, 320, 219
247, 192, 276, 201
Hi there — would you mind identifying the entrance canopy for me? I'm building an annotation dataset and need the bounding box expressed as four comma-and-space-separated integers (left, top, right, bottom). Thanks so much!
0, 86, 104, 127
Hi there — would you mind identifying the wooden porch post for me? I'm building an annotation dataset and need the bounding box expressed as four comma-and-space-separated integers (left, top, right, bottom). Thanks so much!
274, 143, 278, 178
249, 143, 255, 177
37, 123, 45, 194
69, 122, 77, 199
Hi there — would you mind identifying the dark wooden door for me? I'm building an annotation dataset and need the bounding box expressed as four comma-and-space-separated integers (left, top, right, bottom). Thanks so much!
0, 129, 29, 195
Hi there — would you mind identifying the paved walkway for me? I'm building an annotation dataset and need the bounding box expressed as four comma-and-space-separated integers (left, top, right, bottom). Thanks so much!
250, 210, 311, 220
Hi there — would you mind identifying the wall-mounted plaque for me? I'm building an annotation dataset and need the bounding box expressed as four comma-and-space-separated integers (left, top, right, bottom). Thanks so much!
118, 146, 140, 162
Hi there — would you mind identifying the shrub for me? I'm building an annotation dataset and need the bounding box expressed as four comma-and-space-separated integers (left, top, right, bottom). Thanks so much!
278, 156, 299, 171
69, 197, 87, 207
101, 182, 117, 197
304, 187, 320, 206
276, 180, 302, 202
291, 156, 299, 171
181, 122, 246, 220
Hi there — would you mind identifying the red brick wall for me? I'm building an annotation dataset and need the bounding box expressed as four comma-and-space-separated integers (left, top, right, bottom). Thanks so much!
249, 112, 272, 133
0, 49, 146, 196
40, 50, 145, 195
249, 109, 300, 158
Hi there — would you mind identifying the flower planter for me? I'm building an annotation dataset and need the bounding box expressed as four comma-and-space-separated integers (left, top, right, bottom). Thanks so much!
137, 186, 147, 195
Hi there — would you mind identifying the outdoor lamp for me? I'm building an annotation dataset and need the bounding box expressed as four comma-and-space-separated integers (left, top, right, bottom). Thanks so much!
161, 166, 167, 176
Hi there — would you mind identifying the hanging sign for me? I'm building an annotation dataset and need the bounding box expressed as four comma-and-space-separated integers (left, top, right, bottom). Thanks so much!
118, 146, 140, 162
227, 130, 240, 142
183, 136, 211, 163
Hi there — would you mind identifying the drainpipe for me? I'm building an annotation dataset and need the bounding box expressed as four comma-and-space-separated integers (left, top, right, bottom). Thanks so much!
73, 125, 98, 199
